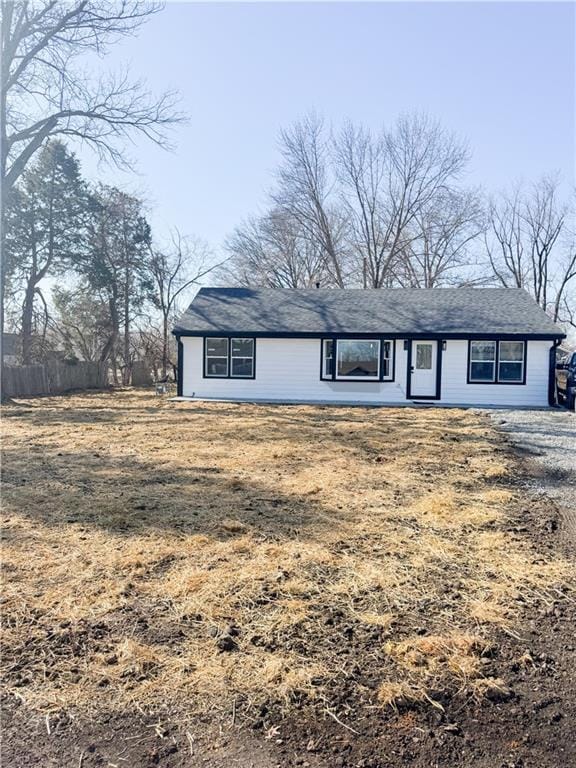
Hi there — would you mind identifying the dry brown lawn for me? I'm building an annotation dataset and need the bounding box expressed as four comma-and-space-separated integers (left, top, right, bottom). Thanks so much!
1, 390, 572, 728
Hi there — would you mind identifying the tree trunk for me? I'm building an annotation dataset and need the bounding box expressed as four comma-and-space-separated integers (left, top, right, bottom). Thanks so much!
100, 294, 119, 369
123, 258, 131, 385
21, 282, 36, 364
111, 352, 120, 385
1, 66, 8, 398
161, 311, 168, 380
0, 182, 6, 398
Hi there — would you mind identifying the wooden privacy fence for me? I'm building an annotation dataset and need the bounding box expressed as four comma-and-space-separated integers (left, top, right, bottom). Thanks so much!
2, 361, 108, 398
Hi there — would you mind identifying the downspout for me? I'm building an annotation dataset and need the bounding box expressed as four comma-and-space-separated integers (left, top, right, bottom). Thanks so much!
176, 335, 184, 397
174, 333, 183, 397
548, 339, 562, 407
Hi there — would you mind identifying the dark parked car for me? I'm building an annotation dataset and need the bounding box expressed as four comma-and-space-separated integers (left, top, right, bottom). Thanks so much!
556, 350, 576, 409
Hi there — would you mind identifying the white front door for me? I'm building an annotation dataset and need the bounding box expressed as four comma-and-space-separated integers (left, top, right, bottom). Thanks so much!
410, 340, 438, 397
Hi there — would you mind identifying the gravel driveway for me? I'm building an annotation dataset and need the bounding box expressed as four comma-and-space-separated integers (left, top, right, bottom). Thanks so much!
489, 407, 576, 542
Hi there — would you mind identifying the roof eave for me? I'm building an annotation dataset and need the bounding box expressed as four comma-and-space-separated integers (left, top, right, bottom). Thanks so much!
172, 329, 565, 341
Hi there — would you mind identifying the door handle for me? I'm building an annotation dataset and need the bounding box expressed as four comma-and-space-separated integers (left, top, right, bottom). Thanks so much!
410, 366, 414, 372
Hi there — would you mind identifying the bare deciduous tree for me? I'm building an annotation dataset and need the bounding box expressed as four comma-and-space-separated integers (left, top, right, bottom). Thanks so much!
224, 208, 327, 288
524, 177, 566, 310
227, 112, 476, 291
148, 232, 219, 379
273, 113, 349, 287
486, 177, 573, 322
395, 188, 484, 288
552, 217, 576, 328
334, 114, 470, 288
485, 187, 526, 288
0, 1, 181, 191
334, 122, 392, 287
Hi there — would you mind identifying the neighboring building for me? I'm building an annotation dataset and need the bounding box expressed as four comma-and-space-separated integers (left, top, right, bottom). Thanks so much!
1, 333, 66, 365
173, 287, 566, 408
1, 333, 21, 365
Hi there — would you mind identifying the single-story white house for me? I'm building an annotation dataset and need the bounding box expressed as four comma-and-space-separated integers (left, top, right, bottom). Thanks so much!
173, 287, 566, 408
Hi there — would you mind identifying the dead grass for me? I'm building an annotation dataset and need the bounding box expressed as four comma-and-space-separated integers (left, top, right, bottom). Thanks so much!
1, 390, 573, 720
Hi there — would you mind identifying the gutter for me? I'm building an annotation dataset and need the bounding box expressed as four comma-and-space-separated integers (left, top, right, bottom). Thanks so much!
171, 330, 566, 341
174, 332, 183, 398
548, 338, 563, 407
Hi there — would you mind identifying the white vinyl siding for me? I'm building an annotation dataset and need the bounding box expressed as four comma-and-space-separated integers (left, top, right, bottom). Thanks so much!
184, 337, 407, 403
441, 340, 549, 407
181, 337, 552, 407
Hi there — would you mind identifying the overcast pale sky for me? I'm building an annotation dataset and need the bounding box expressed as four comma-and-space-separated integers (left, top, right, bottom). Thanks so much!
78, 1, 575, 252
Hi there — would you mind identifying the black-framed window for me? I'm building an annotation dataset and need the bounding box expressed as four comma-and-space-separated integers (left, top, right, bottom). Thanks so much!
381, 340, 393, 379
469, 340, 496, 382
231, 337, 255, 378
321, 338, 394, 382
337, 339, 380, 379
204, 337, 255, 379
322, 339, 334, 378
498, 341, 524, 382
468, 340, 526, 384
205, 337, 229, 377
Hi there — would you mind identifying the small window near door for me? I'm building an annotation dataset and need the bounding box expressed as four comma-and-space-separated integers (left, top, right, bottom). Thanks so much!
469, 341, 496, 382
416, 343, 433, 369
382, 341, 393, 379
322, 339, 334, 379
468, 340, 526, 384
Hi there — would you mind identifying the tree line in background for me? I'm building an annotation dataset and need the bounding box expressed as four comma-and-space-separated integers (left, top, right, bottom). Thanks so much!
223, 113, 575, 332
0, 0, 208, 384
3, 139, 215, 381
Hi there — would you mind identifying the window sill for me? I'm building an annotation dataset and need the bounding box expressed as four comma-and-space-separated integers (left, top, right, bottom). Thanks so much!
321, 377, 394, 383
468, 380, 525, 385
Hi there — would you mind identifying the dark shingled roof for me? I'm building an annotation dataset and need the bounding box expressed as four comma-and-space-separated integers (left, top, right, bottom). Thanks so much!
174, 287, 565, 338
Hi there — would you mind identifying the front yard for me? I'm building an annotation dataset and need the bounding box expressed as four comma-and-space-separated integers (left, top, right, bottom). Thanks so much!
2, 391, 575, 767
